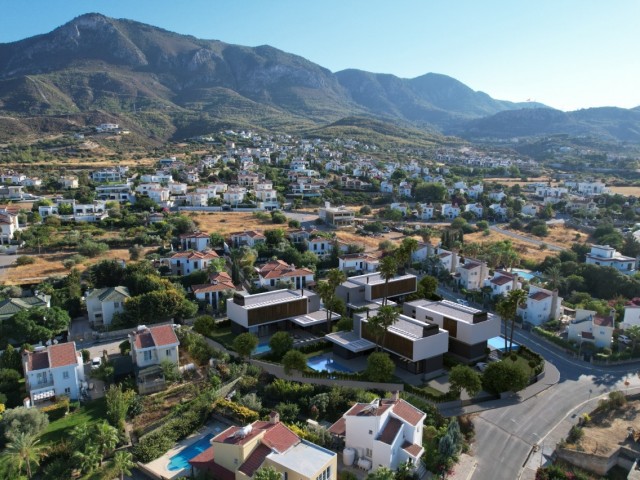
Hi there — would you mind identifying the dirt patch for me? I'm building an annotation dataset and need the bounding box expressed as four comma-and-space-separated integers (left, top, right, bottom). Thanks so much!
1, 247, 147, 285
608, 186, 640, 196
566, 400, 640, 457
464, 229, 557, 264
335, 230, 404, 252
186, 212, 276, 236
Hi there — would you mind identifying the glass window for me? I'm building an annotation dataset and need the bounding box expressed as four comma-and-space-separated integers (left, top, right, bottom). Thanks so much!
63, 371, 69, 379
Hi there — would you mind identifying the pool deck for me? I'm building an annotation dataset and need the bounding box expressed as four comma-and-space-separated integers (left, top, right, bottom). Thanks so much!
142, 421, 228, 480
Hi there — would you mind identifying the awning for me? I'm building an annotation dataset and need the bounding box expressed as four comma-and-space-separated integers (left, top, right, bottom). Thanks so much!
33, 390, 55, 401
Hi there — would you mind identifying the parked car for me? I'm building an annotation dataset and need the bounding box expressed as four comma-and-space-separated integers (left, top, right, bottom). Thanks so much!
91, 357, 102, 370
619, 335, 631, 345
456, 298, 469, 307
475, 362, 488, 372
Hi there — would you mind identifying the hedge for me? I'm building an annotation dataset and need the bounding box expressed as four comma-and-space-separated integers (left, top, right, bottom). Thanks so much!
404, 383, 459, 403
533, 327, 578, 352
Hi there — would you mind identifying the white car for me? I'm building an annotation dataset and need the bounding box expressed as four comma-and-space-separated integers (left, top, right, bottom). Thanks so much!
456, 298, 469, 307
475, 362, 488, 372
91, 357, 102, 370
619, 335, 631, 345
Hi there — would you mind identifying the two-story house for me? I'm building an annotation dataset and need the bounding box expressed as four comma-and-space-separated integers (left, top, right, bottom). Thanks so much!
517, 286, 563, 326
167, 250, 220, 276
585, 244, 637, 274
192, 272, 236, 311
567, 309, 614, 349
180, 232, 211, 252
441, 204, 461, 220
306, 237, 334, 257
85, 286, 130, 328
129, 324, 180, 394
455, 259, 488, 291
23, 342, 85, 405
339, 253, 380, 274
404, 300, 500, 363
230, 231, 266, 248
255, 260, 315, 290
484, 270, 521, 298
318, 204, 355, 227
190, 412, 337, 480
327, 393, 425, 472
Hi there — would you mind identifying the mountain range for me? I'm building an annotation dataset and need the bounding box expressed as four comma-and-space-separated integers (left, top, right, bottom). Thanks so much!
1, 13, 639, 144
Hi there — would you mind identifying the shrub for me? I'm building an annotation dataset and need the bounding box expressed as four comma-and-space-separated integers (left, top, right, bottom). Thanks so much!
15, 256, 35, 266
81, 349, 91, 363
78, 239, 109, 257
269, 332, 293, 359
119, 340, 131, 356
193, 315, 216, 336
567, 425, 584, 444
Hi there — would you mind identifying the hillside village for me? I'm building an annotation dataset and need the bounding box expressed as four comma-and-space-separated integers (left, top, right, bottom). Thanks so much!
1, 126, 640, 480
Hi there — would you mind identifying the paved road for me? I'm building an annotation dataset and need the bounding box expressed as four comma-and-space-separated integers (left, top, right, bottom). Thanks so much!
489, 225, 564, 251
0, 254, 17, 281
470, 327, 639, 480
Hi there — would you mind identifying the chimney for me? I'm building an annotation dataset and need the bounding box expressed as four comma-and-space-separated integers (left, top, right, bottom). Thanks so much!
550, 289, 559, 320
391, 391, 399, 402
269, 411, 280, 424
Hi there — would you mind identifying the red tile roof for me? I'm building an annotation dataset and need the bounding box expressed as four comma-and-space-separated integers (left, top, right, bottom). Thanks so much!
132, 325, 179, 349
490, 276, 512, 286
179, 232, 210, 239
328, 418, 346, 436
530, 291, 551, 301
388, 399, 425, 427
594, 315, 613, 327
262, 423, 300, 453
27, 350, 49, 371
48, 343, 79, 368
345, 402, 393, 417
189, 446, 215, 470
239, 444, 272, 477
402, 441, 424, 458
192, 283, 235, 294
378, 417, 403, 444
461, 262, 481, 270
208, 461, 235, 480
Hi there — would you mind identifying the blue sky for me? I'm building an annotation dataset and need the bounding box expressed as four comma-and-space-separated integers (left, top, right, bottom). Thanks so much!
2, 0, 639, 111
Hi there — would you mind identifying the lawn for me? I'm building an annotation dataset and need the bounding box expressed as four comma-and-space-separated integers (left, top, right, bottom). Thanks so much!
39, 397, 108, 445
206, 325, 235, 349
504, 353, 536, 378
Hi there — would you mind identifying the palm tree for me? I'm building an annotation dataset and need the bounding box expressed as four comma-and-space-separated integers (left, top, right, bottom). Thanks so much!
317, 268, 346, 333
545, 264, 562, 291
2, 432, 46, 479
399, 237, 419, 271
73, 445, 101, 475
93, 421, 119, 466
374, 305, 400, 350
497, 289, 528, 353
379, 256, 398, 306
111, 450, 135, 480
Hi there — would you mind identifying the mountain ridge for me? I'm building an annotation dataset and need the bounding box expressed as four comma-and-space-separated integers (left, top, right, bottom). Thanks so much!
0, 13, 638, 143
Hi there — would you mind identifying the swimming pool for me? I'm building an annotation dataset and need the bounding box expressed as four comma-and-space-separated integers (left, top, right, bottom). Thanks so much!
253, 342, 271, 355
167, 433, 214, 471
487, 336, 520, 352
512, 269, 539, 281
307, 355, 353, 373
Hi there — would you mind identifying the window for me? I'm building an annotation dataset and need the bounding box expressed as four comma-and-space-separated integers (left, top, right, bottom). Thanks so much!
368, 430, 373, 435
64, 387, 71, 394
62, 371, 69, 380
282, 473, 288, 480
143, 350, 152, 361
316, 466, 331, 480
166, 349, 172, 357
365, 448, 373, 458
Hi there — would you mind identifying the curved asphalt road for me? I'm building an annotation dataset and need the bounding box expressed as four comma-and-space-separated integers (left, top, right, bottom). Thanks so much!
470, 327, 639, 480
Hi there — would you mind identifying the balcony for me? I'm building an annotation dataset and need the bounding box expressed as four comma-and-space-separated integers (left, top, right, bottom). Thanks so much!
29, 377, 55, 390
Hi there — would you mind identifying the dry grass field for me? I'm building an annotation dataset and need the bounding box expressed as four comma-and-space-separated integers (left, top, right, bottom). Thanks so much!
607, 186, 640, 196
187, 212, 275, 236
1, 247, 152, 285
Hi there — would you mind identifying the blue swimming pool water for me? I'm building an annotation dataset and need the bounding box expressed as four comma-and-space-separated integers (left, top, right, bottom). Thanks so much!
307, 355, 353, 373
512, 269, 539, 281
487, 336, 520, 352
167, 433, 214, 471
253, 342, 271, 355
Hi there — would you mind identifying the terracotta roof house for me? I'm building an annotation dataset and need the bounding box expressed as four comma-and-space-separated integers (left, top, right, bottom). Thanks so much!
230, 230, 266, 248
328, 393, 424, 473
255, 260, 315, 290
167, 250, 219, 276
22, 342, 85, 404
179, 231, 211, 252
192, 272, 236, 311
190, 412, 337, 480
129, 324, 180, 394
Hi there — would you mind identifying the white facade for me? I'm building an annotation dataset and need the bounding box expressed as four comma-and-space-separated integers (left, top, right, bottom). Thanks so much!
518, 286, 562, 326
567, 309, 614, 349
622, 304, 640, 330
85, 286, 130, 327
441, 204, 460, 219
456, 260, 488, 291
23, 343, 85, 403
585, 244, 636, 274
129, 324, 180, 369
464, 203, 483, 218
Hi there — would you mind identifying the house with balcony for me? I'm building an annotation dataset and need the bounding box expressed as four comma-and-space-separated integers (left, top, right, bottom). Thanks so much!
255, 260, 315, 290
484, 270, 521, 298
223, 187, 248, 206
129, 324, 180, 394
288, 229, 311, 244
85, 286, 130, 328
319, 203, 355, 227
227, 288, 338, 337
23, 342, 85, 404
327, 393, 424, 472
441, 204, 460, 220
335, 272, 417, 314
404, 299, 500, 362
455, 259, 488, 291
585, 244, 637, 274
180, 232, 211, 252
339, 253, 380, 274
167, 250, 220, 276
230, 231, 266, 248
0, 210, 20, 243
465, 203, 483, 218
38, 199, 108, 222
567, 309, 614, 349
95, 184, 135, 203
192, 272, 236, 311
517, 286, 563, 326
60, 176, 79, 189
91, 168, 128, 183
190, 412, 337, 480
417, 204, 434, 220
306, 237, 334, 258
